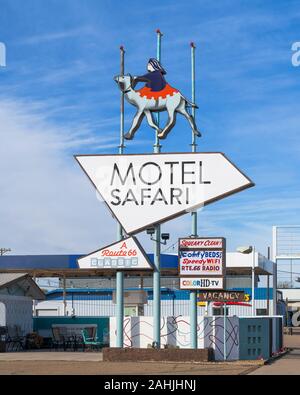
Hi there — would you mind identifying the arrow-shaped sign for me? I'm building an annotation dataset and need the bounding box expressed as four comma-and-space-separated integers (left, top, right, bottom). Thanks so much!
78, 236, 153, 270
75, 152, 254, 235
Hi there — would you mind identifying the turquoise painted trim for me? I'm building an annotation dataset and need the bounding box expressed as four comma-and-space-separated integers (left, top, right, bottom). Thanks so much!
33, 316, 109, 343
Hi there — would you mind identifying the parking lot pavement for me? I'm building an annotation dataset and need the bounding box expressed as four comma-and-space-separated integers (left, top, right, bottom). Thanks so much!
250, 349, 300, 375
284, 331, 300, 349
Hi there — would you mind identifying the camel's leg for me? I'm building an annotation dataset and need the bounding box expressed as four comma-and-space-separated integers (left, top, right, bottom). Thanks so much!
144, 110, 162, 134
176, 101, 201, 137
124, 111, 145, 140
158, 108, 177, 140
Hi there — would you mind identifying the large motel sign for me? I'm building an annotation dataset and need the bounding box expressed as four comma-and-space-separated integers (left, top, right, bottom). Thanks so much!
75, 32, 254, 351
75, 153, 253, 235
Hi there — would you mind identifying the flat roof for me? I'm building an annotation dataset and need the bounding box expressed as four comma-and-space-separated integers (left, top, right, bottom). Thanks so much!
0, 252, 274, 278
0, 253, 177, 277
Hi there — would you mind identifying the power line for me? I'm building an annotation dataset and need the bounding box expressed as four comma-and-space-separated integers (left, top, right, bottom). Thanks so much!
162, 240, 178, 253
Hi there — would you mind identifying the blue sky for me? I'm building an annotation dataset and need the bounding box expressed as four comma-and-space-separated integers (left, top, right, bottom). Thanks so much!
0, 0, 300, 256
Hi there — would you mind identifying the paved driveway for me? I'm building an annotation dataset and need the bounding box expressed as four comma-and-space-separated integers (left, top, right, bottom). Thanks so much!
250, 349, 300, 375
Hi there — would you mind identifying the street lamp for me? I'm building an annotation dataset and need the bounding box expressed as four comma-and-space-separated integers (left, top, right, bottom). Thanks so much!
237, 245, 256, 316
146, 228, 170, 245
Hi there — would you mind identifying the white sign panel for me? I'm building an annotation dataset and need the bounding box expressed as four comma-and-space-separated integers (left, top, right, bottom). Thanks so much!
77, 237, 153, 270
75, 153, 254, 235
180, 277, 224, 290
179, 250, 224, 276
179, 237, 225, 276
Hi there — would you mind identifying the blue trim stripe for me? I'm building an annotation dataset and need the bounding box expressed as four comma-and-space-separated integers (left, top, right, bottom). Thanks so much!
0, 254, 178, 270
45, 287, 273, 301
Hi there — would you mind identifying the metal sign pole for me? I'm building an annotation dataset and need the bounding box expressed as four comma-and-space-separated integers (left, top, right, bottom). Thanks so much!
223, 302, 227, 361
252, 246, 255, 316
153, 29, 162, 348
190, 42, 198, 349
116, 46, 125, 348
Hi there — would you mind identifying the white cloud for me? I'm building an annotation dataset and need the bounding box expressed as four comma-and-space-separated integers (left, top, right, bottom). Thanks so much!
0, 95, 270, 256
0, 97, 118, 254
18, 26, 95, 46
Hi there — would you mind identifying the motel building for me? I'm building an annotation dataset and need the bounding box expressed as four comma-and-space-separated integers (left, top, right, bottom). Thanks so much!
0, 245, 285, 360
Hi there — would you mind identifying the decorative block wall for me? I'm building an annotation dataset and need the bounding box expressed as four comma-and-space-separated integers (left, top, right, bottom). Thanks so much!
110, 315, 239, 361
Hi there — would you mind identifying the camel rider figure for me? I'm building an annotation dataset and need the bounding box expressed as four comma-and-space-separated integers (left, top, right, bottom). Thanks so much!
133, 58, 167, 91
132, 58, 179, 101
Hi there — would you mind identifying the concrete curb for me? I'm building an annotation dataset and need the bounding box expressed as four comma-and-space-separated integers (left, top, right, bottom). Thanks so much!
240, 350, 290, 375
263, 349, 289, 365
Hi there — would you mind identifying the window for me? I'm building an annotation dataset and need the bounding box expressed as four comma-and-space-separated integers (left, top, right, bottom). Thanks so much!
276, 227, 300, 256
291, 260, 300, 288
277, 259, 300, 289
275, 227, 300, 289
256, 309, 267, 316
277, 259, 292, 288
212, 307, 229, 316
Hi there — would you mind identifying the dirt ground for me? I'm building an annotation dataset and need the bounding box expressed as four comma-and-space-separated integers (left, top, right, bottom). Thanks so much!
2, 331, 299, 376
0, 359, 258, 375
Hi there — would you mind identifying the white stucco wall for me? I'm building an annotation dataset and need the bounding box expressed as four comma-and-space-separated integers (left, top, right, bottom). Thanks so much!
110, 315, 240, 361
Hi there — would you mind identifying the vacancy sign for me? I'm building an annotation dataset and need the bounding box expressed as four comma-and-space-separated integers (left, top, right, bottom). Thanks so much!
77, 236, 153, 270
179, 237, 225, 276
180, 277, 224, 290
197, 291, 245, 303
75, 153, 254, 235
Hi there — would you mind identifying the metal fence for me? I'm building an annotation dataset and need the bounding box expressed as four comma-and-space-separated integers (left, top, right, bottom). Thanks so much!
35, 293, 273, 318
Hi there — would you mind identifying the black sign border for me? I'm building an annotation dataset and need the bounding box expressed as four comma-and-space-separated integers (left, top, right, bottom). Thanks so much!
178, 237, 226, 291
74, 152, 254, 236
197, 290, 245, 303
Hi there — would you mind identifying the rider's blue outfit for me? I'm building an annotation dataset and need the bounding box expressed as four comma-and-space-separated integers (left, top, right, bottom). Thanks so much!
135, 70, 167, 91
